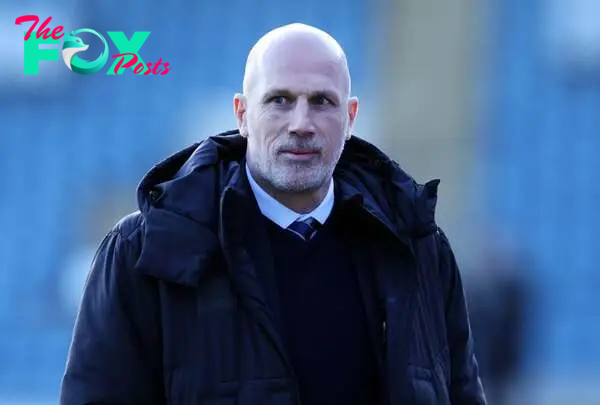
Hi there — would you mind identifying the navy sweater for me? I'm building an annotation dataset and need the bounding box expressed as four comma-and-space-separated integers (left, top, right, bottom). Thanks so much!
262, 206, 380, 405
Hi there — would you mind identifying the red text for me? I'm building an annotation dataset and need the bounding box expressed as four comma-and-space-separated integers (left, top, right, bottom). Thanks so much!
112, 53, 172, 75
15, 15, 64, 41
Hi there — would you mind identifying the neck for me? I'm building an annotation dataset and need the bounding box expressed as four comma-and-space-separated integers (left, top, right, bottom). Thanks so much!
270, 186, 329, 214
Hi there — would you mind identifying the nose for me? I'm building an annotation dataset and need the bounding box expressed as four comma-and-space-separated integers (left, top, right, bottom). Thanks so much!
288, 99, 315, 137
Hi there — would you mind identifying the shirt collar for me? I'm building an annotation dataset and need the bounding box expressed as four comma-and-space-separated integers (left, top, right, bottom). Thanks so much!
245, 164, 334, 229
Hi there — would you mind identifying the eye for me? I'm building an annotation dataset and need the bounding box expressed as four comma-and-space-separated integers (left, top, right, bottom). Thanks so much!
311, 95, 332, 106
270, 95, 290, 105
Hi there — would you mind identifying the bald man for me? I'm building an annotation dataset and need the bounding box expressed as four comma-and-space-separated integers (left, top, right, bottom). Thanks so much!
61, 23, 487, 405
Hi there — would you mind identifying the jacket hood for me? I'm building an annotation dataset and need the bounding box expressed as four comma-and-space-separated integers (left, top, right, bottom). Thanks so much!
133, 129, 440, 285
136, 129, 440, 239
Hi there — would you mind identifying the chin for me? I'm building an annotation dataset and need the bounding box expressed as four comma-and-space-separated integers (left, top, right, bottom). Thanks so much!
277, 182, 322, 194
274, 172, 328, 193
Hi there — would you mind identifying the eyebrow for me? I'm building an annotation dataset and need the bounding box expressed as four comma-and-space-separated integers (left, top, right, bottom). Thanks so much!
262, 88, 340, 104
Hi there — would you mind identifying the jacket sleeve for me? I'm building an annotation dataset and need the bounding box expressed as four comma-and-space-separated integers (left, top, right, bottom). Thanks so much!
60, 216, 165, 405
437, 229, 488, 405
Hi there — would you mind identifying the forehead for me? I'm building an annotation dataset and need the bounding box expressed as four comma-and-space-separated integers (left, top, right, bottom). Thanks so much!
255, 48, 346, 96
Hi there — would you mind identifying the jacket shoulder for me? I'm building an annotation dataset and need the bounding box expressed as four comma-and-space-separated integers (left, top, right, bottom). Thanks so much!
98, 211, 145, 272
113, 210, 145, 242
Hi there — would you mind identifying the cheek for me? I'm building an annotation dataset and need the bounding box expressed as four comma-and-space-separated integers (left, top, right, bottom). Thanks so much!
260, 110, 286, 139
261, 108, 286, 127
248, 110, 282, 153
320, 115, 347, 144
320, 110, 345, 128
254, 108, 285, 132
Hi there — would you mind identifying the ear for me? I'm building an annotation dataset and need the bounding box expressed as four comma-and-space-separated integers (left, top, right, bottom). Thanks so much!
233, 93, 248, 137
346, 96, 359, 139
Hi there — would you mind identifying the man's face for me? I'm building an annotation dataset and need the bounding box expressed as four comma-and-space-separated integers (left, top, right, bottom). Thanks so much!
236, 44, 358, 193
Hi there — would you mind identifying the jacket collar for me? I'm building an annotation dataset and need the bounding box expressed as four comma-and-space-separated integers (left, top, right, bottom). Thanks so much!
134, 130, 440, 286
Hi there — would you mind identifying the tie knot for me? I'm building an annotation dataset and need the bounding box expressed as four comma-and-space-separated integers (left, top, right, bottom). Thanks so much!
287, 217, 320, 241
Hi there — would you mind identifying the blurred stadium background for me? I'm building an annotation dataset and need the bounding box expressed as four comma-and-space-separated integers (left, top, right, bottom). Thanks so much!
2, 0, 600, 403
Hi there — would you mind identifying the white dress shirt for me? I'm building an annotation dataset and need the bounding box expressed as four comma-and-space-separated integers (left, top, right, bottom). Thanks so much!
245, 164, 334, 229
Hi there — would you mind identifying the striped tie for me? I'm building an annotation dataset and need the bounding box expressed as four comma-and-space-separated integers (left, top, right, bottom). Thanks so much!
287, 217, 320, 241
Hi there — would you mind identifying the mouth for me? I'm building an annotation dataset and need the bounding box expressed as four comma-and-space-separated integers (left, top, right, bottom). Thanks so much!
279, 149, 320, 161
280, 148, 319, 155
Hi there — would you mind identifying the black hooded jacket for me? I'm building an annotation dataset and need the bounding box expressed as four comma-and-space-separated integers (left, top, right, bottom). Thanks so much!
60, 131, 487, 405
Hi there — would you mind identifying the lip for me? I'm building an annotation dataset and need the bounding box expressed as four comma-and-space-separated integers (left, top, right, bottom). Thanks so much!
280, 149, 319, 155
279, 149, 319, 161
